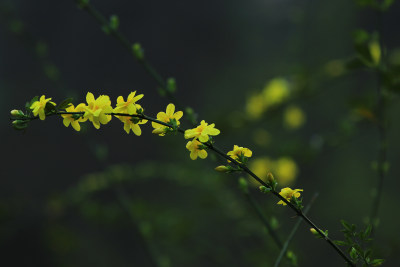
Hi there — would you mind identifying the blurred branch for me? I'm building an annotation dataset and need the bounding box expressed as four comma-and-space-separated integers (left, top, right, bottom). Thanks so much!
274, 192, 319, 267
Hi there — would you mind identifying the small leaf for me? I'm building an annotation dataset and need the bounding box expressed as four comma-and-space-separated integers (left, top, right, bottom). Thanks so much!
57, 98, 73, 110
370, 259, 384, 266
333, 240, 348, 246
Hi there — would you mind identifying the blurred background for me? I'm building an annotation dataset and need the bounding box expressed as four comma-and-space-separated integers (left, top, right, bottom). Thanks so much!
1, 0, 400, 266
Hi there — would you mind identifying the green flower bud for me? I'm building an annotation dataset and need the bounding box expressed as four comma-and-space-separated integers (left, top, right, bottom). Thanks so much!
215, 165, 230, 172
12, 120, 28, 130
10, 109, 25, 118
259, 186, 271, 194
132, 43, 144, 60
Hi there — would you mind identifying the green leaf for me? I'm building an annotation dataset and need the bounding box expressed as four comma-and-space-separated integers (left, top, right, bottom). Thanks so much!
364, 224, 372, 238
350, 247, 358, 260
333, 240, 349, 246
370, 259, 384, 266
341, 220, 352, 232
57, 98, 73, 110
44, 101, 57, 114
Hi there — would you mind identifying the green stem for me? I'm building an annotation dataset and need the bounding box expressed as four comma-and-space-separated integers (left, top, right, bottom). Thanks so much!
274, 192, 319, 267
244, 191, 283, 249
16, 110, 355, 266
370, 9, 387, 229
76, 1, 181, 107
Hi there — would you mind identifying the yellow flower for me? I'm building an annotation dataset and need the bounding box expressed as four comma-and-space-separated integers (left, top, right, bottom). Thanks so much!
186, 139, 207, 160
262, 78, 290, 107
283, 106, 306, 130
227, 145, 252, 162
113, 91, 143, 114
277, 187, 303, 206
83, 92, 113, 129
184, 120, 220, 142
274, 157, 298, 186
30, 95, 56, 120
61, 103, 87, 131
151, 103, 183, 136
115, 104, 147, 135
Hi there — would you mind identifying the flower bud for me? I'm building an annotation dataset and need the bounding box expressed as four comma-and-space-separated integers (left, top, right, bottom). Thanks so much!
12, 120, 28, 130
152, 127, 167, 135
10, 109, 25, 118
259, 186, 271, 194
214, 165, 230, 172
267, 172, 275, 184
132, 43, 144, 60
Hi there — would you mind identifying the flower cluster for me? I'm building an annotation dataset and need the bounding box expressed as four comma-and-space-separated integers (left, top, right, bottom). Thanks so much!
277, 187, 303, 206
13, 92, 305, 210
184, 120, 220, 160
27, 91, 148, 135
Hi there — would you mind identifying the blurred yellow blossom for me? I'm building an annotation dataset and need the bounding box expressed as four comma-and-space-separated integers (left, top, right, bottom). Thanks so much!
324, 60, 345, 77
249, 157, 298, 186
262, 78, 290, 107
274, 157, 298, 186
277, 187, 303, 206
369, 40, 381, 65
283, 105, 306, 130
246, 94, 265, 119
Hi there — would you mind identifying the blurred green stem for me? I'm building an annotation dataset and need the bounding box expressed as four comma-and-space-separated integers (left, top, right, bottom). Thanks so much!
74, 0, 182, 108
370, 9, 387, 230
115, 187, 160, 267
274, 192, 318, 267
244, 191, 283, 249
17, 110, 355, 266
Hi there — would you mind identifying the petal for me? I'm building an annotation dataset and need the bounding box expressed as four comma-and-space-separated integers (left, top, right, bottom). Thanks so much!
127, 91, 136, 101
174, 111, 183, 120
207, 128, 220, 136
71, 121, 81, 131
190, 150, 198, 160
198, 134, 209, 143
166, 103, 175, 116
86, 92, 95, 104
39, 110, 45, 120
127, 104, 136, 115
63, 118, 70, 127
124, 122, 130, 134
132, 124, 141, 136
198, 150, 208, 159
117, 96, 124, 104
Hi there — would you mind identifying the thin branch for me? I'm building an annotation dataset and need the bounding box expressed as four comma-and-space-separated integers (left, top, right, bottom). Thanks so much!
274, 192, 319, 267
15, 110, 355, 266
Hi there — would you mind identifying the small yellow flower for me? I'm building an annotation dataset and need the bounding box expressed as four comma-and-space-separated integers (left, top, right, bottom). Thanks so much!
277, 187, 303, 206
186, 139, 207, 160
116, 104, 147, 135
284, 105, 306, 130
152, 103, 183, 136
30, 95, 56, 120
227, 145, 252, 162
83, 92, 113, 129
113, 91, 144, 114
184, 120, 220, 142
61, 103, 87, 131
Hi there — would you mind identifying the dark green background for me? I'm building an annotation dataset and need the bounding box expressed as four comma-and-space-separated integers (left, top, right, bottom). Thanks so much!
1, 0, 400, 266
